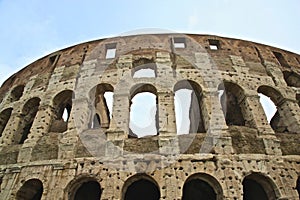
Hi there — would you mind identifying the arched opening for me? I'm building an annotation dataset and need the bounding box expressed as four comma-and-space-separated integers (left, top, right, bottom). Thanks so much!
218, 82, 246, 127
258, 86, 288, 133
73, 181, 101, 200
15, 98, 40, 144
0, 108, 12, 138
10, 85, 24, 102
243, 173, 278, 200
283, 71, 300, 87
123, 175, 160, 200
129, 84, 158, 137
258, 93, 277, 123
89, 83, 114, 129
174, 80, 205, 134
16, 179, 43, 200
50, 90, 73, 133
67, 177, 102, 200
182, 173, 222, 200
132, 58, 156, 78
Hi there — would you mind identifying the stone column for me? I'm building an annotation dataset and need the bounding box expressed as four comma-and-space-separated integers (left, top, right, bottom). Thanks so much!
17, 104, 54, 162
239, 94, 274, 135
239, 93, 282, 155
278, 99, 300, 133
157, 90, 180, 155
157, 91, 176, 135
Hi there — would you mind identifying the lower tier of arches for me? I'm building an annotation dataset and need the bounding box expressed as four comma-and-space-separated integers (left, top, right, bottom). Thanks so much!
0, 154, 299, 200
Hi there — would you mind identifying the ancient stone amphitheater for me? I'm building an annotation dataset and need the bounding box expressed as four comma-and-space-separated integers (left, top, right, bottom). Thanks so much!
0, 33, 299, 200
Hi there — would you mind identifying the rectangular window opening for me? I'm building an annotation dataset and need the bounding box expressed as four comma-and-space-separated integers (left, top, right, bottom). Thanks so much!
273, 51, 289, 68
173, 37, 186, 48
49, 54, 60, 65
105, 43, 117, 59
208, 39, 220, 50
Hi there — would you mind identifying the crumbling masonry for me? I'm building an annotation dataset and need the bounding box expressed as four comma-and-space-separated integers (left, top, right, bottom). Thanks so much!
0, 33, 299, 199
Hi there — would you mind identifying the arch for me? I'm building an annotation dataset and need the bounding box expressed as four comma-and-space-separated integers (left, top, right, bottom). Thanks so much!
89, 83, 114, 129
174, 80, 205, 134
257, 86, 288, 133
129, 84, 158, 137
283, 71, 300, 88
16, 179, 43, 200
0, 108, 12, 138
15, 97, 40, 144
66, 176, 101, 200
218, 81, 247, 127
242, 173, 279, 200
10, 85, 25, 102
182, 173, 223, 200
132, 58, 157, 78
50, 90, 73, 133
122, 174, 160, 200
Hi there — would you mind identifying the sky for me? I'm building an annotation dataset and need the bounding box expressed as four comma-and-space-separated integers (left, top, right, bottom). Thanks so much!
0, 0, 298, 135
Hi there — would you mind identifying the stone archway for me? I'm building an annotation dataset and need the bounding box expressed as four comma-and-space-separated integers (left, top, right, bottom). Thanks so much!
122, 174, 160, 200
16, 179, 43, 200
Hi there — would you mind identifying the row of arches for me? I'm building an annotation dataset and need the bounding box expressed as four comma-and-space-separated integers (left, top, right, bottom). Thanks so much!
15, 173, 300, 200
0, 79, 299, 144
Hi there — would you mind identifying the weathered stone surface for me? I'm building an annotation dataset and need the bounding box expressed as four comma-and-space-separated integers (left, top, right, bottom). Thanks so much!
0, 33, 299, 199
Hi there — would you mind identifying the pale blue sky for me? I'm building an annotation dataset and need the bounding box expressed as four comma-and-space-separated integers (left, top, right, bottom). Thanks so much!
0, 0, 300, 85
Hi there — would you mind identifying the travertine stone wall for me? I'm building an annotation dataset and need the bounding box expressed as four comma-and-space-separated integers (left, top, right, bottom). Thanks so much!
0, 34, 299, 199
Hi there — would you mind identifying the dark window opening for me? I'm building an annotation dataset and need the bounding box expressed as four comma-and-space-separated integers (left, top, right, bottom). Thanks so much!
173, 37, 186, 48
50, 90, 73, 133
218, 83, 245, 126
297, 94, 300, 107
19, 122, 33, 144
74, 181, 101, 200
273, 51, 289, 68
208, 39, 220, 50
283, 71, 300, 87
243, 178, 268, 200
16, 98, 40, 144
49, 54, 60, 66
0, 108, 12, 137
16, 179, 43, 200
105, 43, 117, 59
89, 84, 114, 129
10, 85, 24, 102
174, 80, 205, 134
243, 173, 278, 200
0, 177, 2, 193
124, 179, 160, 200
182, 179, 216, 200
296, 177, 300, 198
62, 103, 72, 122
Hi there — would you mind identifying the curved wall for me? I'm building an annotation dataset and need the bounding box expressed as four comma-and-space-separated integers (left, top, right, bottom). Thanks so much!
0, 34, 299, 199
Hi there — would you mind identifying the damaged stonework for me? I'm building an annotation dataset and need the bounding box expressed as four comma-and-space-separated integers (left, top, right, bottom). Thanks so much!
0, 33, 299, 199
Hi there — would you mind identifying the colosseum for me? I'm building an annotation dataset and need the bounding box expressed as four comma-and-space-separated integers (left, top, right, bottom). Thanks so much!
0, 33, 299, 200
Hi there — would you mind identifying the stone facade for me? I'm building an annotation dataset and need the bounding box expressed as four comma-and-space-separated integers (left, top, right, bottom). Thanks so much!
0, 33, 299, 199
